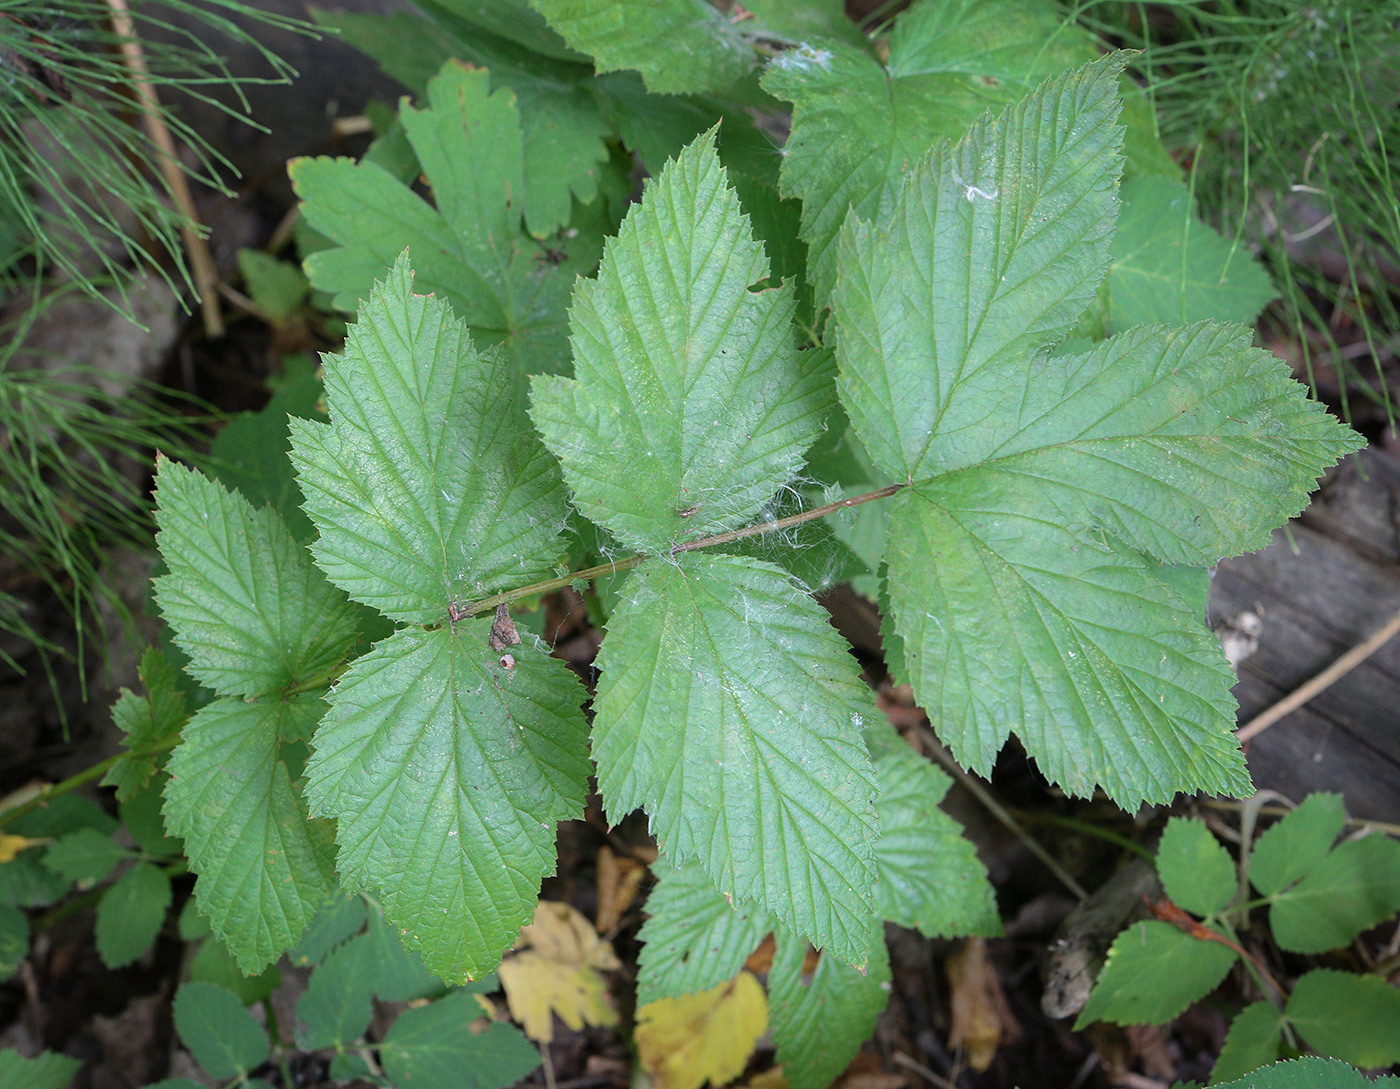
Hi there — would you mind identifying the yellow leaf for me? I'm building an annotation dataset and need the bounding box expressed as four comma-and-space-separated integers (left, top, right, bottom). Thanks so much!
946, 937, 1020, 1073
0, 834, 46, 864
499, 901, 621, 1042
635, 971, 768, 1089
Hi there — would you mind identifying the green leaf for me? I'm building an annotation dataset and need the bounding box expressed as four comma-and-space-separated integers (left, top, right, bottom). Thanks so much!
290, 253, 570, 625
206, 361, 325, 544
0, 1048, 82, 1089
379, 990, 540, 1089
1107, 177, 1276, 333
884, 485, 1246, 805
762, 0, 1097, 303
768, 921, 890, 1089
832, 55, 1125, 484
163, 696, 337, 973
289, 892, 367, 968
531, 128, 833, 554
304, 625, 590, 983
152, 458, 361, 699
838, 59, 1359, 803
103, 646, 188, 801
291, 62, 598, 377
1074, 919, 1237, 1029
740, 0, 867, 50
1249, 793, 1346, 897
1211, 1000, 1282, 1084
359, 906, 447, 1002
591, 551, 878, 966
419, 0, 584, 62
1213, 1058, 1400, 1089
237, 248, 310, 323
1286, 969, 1400, 1069
636, 859, 775, 1007
0, 901, 27, 980
321, 5, 611, 237
42, 829, 131, 886
296, 935, 377, 1050
119, 778, 182, 859
866, 726, 999, 938
95, 862, 171, 969
187, 938, 281, 1005
1, 797, 115, 908
172, 982, 270, 1080
1267, 834, 1400, 954
915, 324, 1358, 564
1156, 817, 1236, 918
528, 0, 753, 94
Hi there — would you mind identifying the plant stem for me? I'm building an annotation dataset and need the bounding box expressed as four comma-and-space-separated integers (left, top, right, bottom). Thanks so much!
5, 486, 905, 823
0, 755, 120, 830
0, 739, 178, 831
456, 482, 904, 619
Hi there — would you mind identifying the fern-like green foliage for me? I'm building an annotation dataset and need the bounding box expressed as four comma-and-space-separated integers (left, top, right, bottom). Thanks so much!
0, 292, 202, 681
1078, 0, 1400, 423
137, 2, 1364, 1083
0, 0, 310, 310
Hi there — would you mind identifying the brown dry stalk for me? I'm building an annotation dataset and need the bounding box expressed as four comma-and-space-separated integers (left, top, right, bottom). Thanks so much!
1235, 602, 1400, 744
105, 0, 224, 336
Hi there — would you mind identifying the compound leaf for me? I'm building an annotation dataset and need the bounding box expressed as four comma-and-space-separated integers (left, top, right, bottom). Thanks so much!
1156, 817, 1236, 918
636, 859, 775, 1007
769, 921, 889, 1089
841, 59, 1358, 805
1267, 834, 1400, 954
94, 862, 171, 969
292, 62, 597, 376
152, 460, 361, 700
1249, 792, 1346, 897
762, 0, 1097, 303
591, 551, 878, 966
528, 0, 753, 94
532, 129, 833, 554
164, 696, 337, 973
290, 253, 570, 625
867, 726, 999, 938
1286, 969, 1400, 1069
1075, 919, 1237, 1029
1108, 176, 1276, 332
379, 990, 540, 1089
304, 625, 590, 983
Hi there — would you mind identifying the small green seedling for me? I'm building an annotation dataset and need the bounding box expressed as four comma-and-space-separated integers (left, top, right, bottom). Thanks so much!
1077, 795, 1400, 1081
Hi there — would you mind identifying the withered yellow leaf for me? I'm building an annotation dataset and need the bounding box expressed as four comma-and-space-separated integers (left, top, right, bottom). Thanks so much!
635, 971, 768, 1089
947, 937, 1020, 1072
499, 900, 621, 1042
0, 834, 45, 864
